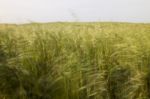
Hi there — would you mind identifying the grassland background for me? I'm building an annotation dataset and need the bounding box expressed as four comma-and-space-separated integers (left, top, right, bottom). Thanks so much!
0, 22, 150, 99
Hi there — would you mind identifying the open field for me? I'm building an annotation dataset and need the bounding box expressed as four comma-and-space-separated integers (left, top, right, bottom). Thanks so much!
0, 22, 150, 99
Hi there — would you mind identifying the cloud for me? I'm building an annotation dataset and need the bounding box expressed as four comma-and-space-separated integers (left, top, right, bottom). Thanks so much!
0, 0, 150, 23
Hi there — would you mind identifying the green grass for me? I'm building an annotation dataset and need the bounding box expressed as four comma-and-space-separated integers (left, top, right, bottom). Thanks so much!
0, 22, 150, 99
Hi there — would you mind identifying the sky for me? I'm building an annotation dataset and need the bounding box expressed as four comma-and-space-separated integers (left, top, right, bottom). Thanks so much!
0, 0, 150, 23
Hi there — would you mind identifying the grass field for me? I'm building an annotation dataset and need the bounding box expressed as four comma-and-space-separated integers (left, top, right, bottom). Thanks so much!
0, 22, 150, 99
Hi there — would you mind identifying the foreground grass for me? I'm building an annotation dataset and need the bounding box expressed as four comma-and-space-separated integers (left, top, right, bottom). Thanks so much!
0, 22, 150, 99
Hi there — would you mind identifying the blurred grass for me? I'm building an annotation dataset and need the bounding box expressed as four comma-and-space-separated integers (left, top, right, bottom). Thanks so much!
0, 22, 150, 99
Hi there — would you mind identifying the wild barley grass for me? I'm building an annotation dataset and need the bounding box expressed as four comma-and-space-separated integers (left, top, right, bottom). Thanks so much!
0, 22, 150, 99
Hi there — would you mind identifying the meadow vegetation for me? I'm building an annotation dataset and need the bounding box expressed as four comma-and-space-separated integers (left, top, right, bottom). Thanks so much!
0, 22, 150, 99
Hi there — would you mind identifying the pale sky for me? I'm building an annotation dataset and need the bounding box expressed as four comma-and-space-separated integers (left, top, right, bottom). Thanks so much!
0, 0, 150, 23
